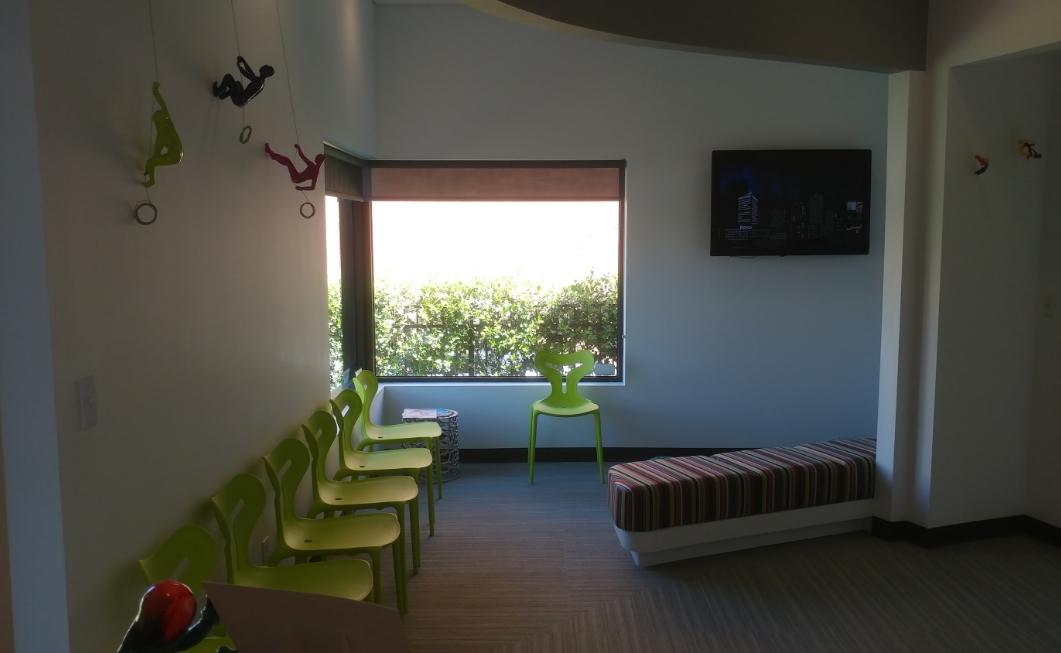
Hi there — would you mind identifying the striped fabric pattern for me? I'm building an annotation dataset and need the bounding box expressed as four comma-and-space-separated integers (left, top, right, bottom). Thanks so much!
609, 437, 876, 532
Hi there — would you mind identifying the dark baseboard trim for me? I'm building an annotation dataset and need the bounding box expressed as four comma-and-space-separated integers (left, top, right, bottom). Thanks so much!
461, 446, 742, 464
872, 515, 1060, 548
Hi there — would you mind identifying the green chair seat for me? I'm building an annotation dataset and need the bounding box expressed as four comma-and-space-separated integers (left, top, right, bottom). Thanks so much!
316, 475, 418, 509
210, 475, 376, 613
278, 511, 401, 553
531, 398, 600, 417
303, 415, 423, 573
529, 350, 605, 484
341, 447, 433, 474
263, 438, 408, 614
326, 399, 438, 536
344, 371, 444, 502
236, 558, 374, 602
365, 420, 440, 441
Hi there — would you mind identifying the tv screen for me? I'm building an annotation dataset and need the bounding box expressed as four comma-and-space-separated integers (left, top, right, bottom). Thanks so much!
711, 149, 871, 256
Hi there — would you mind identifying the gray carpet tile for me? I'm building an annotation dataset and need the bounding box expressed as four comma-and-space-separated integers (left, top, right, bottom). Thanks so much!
386, 462, 1061, 652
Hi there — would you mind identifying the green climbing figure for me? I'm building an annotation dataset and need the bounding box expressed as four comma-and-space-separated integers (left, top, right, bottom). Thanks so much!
143, 82, 182, 188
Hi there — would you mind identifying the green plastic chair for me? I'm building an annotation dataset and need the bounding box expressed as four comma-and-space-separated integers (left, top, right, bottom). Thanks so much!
262, 438, 408, 614
138, 524, 236, 653
302, 420, 422, 574
528, 350, 604, 484
209, 474, 374, 604
325, 400, 438, 536
348, 370, 444, 501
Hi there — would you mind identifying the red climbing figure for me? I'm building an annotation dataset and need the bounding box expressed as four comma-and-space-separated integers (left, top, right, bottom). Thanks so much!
264, 143, 324, 191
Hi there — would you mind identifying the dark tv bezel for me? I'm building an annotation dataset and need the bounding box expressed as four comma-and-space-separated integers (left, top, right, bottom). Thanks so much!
710, 148, 871, 257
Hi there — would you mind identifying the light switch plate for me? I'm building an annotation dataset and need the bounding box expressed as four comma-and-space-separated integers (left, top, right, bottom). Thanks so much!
76, 375, 97, 430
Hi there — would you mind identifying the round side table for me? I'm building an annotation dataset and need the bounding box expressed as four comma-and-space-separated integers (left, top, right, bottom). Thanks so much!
401, 408, 460, 482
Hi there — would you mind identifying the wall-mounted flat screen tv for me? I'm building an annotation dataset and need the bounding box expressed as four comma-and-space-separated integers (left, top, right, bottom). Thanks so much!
711, 149, 871, 256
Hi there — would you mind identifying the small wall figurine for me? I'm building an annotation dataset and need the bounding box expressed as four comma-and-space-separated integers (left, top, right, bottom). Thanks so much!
1019, 140, 1043, 160
213, 56, 274, 108
117, 580, 235, 653
974, 154, 989, 175
265, 143, 324, 191
143, 82, 183, 188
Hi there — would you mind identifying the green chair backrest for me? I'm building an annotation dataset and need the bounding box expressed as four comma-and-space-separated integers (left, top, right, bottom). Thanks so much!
262, 438, 312, 528
139, 524, 217, 595
351, 369, 380, 431
535, 350, 596, 408
210, 474, 267, 581
330, 389, 364, 449
302, 415, 338, 495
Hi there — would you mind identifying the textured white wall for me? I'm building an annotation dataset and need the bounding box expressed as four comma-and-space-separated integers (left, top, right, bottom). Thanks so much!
0, 0, 70, 650
883, 0, 1061, 527
928, 56, 1051, 525
374, 6, 887, 450
23, 1, 376, 650
1028, 57, 1061, 528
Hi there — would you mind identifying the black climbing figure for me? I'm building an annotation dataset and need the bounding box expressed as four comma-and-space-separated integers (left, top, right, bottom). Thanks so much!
213, 56, 274, 107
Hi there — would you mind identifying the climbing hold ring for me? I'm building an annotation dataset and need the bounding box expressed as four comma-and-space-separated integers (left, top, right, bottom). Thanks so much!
299, 201, 315, 219
239, 125, 253, 144
134, 200, 158, 226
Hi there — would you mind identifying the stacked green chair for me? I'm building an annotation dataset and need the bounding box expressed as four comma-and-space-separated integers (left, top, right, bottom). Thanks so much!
528, 349, 605, 484
262, 438, 408, 614
138, 524, 236, 653
323, 400, 438, 536
210, 474, 374, 603
348, 369, 444, 500
302, 419, 423, 573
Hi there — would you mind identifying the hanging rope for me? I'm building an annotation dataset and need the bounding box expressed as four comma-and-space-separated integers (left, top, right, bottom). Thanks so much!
137, 0, 161, 225
147, 0, 160, 83
273, 0, 301, 145
136, 0, 183, 225
228, 0, 249, 141
270, 0, 317, 217
228, 0, 242, 56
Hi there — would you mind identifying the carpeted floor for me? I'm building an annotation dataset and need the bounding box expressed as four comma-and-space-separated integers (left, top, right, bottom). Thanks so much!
391, 462, 1061, 652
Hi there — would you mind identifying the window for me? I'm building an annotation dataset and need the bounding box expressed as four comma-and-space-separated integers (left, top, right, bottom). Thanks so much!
325, 195, 343, 386
368, 162, 625, 381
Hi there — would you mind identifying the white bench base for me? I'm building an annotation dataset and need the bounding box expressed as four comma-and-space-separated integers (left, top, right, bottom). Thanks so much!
614, 499, 876, 567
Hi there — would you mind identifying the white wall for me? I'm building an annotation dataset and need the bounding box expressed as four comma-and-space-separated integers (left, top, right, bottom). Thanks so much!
0, 0, 70, 650
880, 0, 1061, 527
1028, 57, 1061, 528
374, 6, 887, 450
928, 56, 1051, 525
23, 1, 376, 650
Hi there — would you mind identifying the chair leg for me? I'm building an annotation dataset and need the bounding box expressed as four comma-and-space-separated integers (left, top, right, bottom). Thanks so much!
409, 498, 421, 573
593, 410, 604, 483
369, 550, 381, 604
394, 534, 407, 614
528, 409, 539, 484
425, 467, 436, 536
434, 438, 443, 501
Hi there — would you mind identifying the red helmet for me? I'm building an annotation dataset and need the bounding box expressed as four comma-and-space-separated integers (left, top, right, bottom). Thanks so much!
136, 580, 196, 643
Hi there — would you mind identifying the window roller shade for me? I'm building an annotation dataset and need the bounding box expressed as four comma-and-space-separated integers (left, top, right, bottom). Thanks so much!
324, 146, 366, 200
368, 163, 624, 201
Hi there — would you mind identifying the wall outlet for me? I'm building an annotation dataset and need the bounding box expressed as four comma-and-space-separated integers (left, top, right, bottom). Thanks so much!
75, 375, 97, 430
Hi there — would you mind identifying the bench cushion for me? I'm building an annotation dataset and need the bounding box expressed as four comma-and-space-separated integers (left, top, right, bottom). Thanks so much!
608, 437, 876, 532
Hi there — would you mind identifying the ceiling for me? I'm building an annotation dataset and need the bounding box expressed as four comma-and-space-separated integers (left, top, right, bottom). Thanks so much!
387, 0, 931, 72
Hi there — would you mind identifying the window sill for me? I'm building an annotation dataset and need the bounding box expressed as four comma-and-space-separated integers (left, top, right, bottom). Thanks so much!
378, 378, 625, 388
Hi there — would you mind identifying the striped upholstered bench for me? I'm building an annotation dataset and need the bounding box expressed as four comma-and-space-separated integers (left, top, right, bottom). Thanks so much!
608, 437, 877, 565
